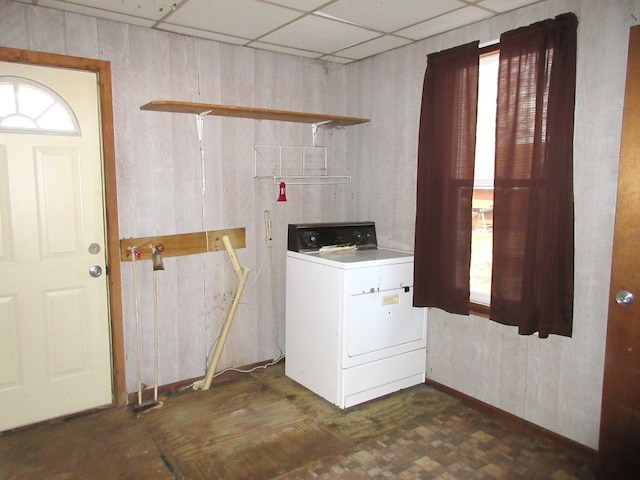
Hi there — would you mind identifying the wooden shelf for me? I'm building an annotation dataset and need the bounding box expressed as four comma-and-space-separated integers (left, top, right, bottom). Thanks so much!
140, 101, 369, 126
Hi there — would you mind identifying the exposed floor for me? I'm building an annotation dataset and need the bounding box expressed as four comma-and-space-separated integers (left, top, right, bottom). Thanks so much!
0, 362, 596, 479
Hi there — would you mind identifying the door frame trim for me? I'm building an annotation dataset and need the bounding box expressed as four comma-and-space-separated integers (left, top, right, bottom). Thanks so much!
0, 46, 126, 407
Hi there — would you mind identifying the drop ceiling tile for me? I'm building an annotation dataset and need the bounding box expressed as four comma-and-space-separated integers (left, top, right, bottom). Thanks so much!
34, 0, 158, 27
397, 6, 494, 40
319, 0, 463, 33
17, 0, 543, 64
319, 54, 354, 64
246, 41, 322, 59
260, 14, 380, 55
264, 0, 329, 11
163, 0, 303, 39
335, 34, 413, 60
157, 24, 249, 45
40, 0, 179, 20
477, 0, 542, 13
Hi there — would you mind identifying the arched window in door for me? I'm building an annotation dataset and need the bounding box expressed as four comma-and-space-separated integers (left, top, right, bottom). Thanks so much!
0, 76, 80, 135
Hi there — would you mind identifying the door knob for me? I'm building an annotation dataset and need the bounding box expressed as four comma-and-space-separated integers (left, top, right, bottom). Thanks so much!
89, 265, 103, 278
615, 290, 634, 306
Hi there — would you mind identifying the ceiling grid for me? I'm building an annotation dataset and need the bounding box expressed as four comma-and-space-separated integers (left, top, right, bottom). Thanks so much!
15, 0, 541, 63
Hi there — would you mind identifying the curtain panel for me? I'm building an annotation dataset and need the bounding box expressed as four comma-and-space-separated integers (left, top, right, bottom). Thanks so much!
413, 41, 480, 314
490, 13, 577, 337
413, 13, 577, 337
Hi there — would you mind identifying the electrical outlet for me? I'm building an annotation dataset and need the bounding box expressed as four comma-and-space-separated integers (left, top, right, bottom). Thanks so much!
264, 210, 273, 247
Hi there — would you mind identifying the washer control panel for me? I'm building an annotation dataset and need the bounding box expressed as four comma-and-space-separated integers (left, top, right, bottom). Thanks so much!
287, 222, 377, 252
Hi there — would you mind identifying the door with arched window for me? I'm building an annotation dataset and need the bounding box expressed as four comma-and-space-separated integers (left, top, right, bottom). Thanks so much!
0, 62, 112, 430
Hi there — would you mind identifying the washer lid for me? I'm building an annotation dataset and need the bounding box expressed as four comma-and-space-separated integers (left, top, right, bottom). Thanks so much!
287, 248, 413, 269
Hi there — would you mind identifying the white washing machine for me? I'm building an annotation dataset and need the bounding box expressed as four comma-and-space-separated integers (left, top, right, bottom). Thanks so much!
285, 222, 427, 409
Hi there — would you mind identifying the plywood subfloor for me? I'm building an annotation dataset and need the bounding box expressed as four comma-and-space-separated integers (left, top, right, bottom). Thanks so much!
0, 362, 596, 479
0, 407, 171, 479
139, 375, 352, 479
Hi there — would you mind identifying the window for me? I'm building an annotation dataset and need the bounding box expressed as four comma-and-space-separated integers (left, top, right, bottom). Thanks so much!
0, 77, 80, 135
413, 13, 577, 338
470, 49, 499, 305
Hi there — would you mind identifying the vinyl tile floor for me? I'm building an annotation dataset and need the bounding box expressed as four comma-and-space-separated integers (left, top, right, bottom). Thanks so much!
0, 362, 596, 479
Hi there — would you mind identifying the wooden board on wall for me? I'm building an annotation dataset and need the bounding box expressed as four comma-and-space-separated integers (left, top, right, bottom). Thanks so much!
140, 101, 370, 126
119, 228, 246, 262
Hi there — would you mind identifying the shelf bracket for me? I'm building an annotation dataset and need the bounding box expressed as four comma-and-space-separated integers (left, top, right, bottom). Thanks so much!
312, 120, 333, 147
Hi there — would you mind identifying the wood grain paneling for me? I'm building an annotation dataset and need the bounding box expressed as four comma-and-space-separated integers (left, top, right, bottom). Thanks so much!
343, 0, 635, 450
3, 0, 634, 451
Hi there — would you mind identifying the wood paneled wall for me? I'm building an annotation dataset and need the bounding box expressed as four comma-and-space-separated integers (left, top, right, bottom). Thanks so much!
0, 0, 360, 396
2, 0, 639, 452
343, 0, 640, 450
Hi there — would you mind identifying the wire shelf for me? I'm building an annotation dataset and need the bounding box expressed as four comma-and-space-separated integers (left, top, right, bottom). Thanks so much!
254, 145, 351, 185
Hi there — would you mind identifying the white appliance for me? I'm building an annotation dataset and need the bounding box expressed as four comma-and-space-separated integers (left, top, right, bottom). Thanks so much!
285, 222, 427, 409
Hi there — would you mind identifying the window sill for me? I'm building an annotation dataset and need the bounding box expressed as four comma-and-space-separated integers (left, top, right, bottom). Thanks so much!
470, 302, 490, 318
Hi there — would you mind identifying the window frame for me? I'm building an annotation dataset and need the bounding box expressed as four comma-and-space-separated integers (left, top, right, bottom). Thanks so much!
0, 76, 81, 136
469, 43, 500, 317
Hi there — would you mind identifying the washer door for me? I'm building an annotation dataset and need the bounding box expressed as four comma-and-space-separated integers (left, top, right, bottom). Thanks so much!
346, 287, 425, 361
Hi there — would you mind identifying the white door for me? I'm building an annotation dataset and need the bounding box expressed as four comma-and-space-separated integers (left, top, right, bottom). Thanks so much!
0, 62, 112, 431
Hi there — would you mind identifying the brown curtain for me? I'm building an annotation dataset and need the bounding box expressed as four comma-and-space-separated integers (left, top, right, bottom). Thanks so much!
490, 13, 577, 337
413, 42, 479, 314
